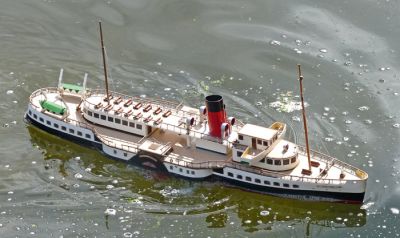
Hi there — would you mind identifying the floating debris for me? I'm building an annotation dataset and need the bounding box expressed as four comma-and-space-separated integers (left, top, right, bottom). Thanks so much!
360, 202, 374, 210
260, 210, 270, 216
270, 40, 281, 46
74, 173, 83, 179
6, 90, 14, 95
292, 116, 301, 122
358, 106, 369, 111
269, 91, 306, 113
123, 232, 133, 238
364, 119, 372, 124
293, 48, 302, 54
104, 208, 116, 216
319, 48, 328, 53
390, 208, 399, 214
106, 184, 114, 190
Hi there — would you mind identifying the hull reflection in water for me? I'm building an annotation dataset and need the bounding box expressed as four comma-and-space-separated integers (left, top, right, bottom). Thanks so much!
27, 125, 366, 233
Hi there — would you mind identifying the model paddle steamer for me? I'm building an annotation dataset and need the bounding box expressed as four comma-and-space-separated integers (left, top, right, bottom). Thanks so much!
25, 23, 368, 203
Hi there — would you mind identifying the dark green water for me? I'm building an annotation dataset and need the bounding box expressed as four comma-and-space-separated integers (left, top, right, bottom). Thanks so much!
1, 0, 399, 237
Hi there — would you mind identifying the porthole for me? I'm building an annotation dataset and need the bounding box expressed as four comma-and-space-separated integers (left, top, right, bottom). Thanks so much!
94, 113, 99, 118
85, 134, 91, 139
237, 175, 243, 179
245, 176, 251, 181
255, 179, 261, 183
274, 160, 281, 166
77, 131, 83, 136
88, 111, 93, 116
227, 172, 234, 177
273, 182, 280, 186
291, 157, 297, 163
264, 180, 271, 185
283, 183, 289, 188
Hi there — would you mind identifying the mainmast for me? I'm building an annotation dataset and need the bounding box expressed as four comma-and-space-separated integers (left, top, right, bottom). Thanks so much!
99, 21, 110, 104
298, 64, 312, 172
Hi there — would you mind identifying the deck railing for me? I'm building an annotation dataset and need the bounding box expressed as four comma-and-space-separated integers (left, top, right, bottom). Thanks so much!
29, 88, 140, 153
165, 153, 366, 185
296, 146, 365, 178
88, 89, 183, 110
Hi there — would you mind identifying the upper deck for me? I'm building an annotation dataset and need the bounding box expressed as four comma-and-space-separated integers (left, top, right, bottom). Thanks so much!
82, 89, 241, 145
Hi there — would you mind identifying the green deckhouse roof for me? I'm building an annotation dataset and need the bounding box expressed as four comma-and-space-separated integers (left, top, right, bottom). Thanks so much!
40, 100, 66, 115
62, 83, 83, 93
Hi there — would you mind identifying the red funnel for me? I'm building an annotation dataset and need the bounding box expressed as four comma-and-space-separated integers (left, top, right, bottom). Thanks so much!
205, 95, 226, 137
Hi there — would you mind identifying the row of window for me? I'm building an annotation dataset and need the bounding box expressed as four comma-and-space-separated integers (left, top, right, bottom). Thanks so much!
169, 165, 196, 175
235, 151, 297, 166
227, 172, 299, 188
29, 110, 92, 140
238, 135, 278, 147
260, 157, 297, 165
87, 110, 143, 130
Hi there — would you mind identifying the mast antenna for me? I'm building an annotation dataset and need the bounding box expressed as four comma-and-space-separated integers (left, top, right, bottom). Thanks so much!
298, 64, 312, 172
99, 21, 110, 104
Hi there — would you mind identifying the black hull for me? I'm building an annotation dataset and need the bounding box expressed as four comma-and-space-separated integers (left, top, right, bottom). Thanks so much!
25, 114, 101, 149
215, 174, 365, 204
25, 114, 167, 170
